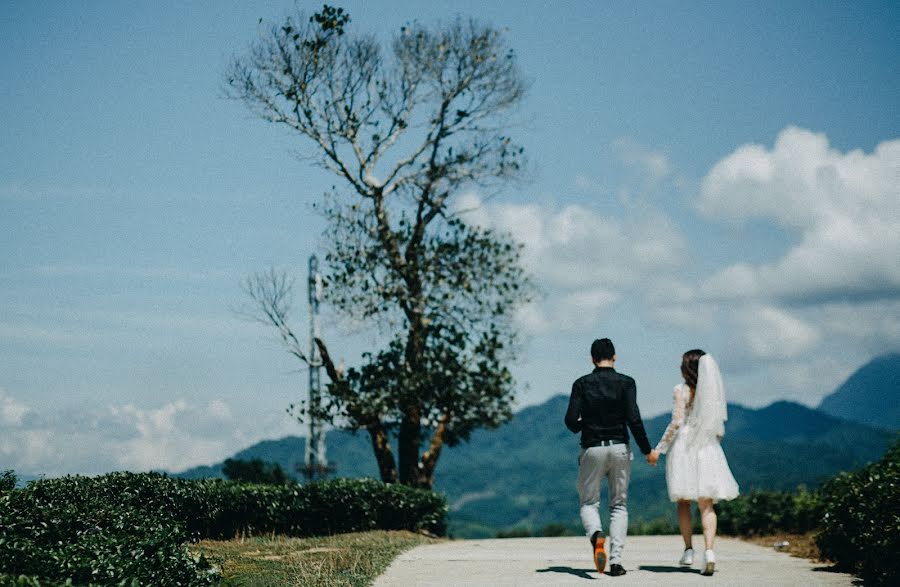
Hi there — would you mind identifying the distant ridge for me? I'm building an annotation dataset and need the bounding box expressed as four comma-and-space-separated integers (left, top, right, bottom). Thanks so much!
818, 353, 900, 430
175, 393, 893, 537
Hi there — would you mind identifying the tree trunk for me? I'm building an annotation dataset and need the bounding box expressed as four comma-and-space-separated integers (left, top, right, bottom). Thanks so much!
397, 408, 423, 486
416, 412, 450, 489
398, 299, 426, 486
367, 423, 398, 484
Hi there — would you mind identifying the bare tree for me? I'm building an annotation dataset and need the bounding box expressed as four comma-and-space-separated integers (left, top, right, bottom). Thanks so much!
228, 5, 532, 488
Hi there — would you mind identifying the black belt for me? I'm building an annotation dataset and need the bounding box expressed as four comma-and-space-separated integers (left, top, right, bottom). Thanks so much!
593, 439, 625, 447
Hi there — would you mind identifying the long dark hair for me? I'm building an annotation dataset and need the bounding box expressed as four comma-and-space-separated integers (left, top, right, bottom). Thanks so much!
681, 349, 707, 390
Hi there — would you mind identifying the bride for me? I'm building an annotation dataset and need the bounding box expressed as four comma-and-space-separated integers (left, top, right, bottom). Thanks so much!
647, 350, 739, 576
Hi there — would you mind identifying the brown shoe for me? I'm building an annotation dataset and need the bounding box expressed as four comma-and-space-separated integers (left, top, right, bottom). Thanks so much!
610, 564, 627, 576
591, 531, 607, 574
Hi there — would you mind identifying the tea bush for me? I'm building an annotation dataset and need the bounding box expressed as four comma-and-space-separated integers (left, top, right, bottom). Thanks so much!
714, 438, 899, 584
0, 474, 218, 586
716, 487, 822, 536
0, 470, 15, 492
816, 439, 900, 585
0, 473, 447, 585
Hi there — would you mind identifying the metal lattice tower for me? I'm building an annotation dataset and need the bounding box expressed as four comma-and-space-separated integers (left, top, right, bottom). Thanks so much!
302, 255, 332, 480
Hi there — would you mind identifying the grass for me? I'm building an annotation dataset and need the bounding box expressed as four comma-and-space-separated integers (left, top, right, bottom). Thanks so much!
191, 530, 440, 587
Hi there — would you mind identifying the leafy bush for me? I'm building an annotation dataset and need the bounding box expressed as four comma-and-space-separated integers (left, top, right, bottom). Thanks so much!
0, 474, 218, 586
816, 438, 900, 585
629, 516, 679, 535
496, 526, 531, 538
0, 470, 15, 492
222, 458, 292, 485
716, 488, 822, 536
538, 522, 577, 537
0, 473, 447, 585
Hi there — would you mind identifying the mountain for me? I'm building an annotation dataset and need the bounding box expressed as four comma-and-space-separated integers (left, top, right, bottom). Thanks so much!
818, 353, 900, 430
176, 395, 894, 538
176, 434, 378, 481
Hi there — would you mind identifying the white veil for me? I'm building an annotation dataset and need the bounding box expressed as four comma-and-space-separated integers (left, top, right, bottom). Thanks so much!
685, 354, 728, 446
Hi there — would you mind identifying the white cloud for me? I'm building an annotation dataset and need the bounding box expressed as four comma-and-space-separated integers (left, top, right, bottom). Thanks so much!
515, 290, 620, 335
613, 137, 672, 186
818, 299, 900, 352
732, 304, 822, 359
0, 391, 297, 476
682, 126, 900, 372
0, 387, 30, 426
698, 127, 900, 303
461, 128, 896, 407
458, 194, 687, 334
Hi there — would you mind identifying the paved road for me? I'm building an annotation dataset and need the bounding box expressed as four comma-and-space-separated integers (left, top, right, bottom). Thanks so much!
374, 535, 858, 586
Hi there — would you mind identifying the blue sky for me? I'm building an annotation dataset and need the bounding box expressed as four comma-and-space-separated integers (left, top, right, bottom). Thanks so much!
2, 0, 898, 476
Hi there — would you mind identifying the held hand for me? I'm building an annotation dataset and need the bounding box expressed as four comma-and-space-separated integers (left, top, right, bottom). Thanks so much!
646, 449, 660, 467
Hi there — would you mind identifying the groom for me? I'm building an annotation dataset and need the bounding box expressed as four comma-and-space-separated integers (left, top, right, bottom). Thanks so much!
564, 338, 652, 577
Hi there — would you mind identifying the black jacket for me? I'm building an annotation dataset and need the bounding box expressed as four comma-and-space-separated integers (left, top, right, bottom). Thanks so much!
565, 366, 652, 454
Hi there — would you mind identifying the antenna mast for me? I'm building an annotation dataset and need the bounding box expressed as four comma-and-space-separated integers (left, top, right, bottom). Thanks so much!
301, 254, 333, 481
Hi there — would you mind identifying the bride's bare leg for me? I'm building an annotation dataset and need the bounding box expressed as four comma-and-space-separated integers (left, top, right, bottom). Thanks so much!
677, 500, 693, 549
698, 498, 716, 550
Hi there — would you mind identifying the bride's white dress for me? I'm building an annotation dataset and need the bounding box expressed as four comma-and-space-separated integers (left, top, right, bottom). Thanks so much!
656, 383, 739, 501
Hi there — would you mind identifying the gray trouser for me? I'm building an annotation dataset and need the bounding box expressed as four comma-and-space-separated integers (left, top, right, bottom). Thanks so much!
577, 443, 631, 565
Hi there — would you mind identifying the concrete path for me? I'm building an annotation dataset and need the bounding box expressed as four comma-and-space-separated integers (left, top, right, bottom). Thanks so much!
374, 535, 858, 586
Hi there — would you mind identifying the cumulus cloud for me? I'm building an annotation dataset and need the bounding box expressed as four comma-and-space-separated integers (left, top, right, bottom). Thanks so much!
459, 127, 896, 407
456, 192, 687, 334
683, 127, 900, 386
698, 126, 900, 304
613, 137, 672, 187
0, 387, 30, 426
0, 390, 294, 476
817, 299, 900, 353
732, 305, 822, 359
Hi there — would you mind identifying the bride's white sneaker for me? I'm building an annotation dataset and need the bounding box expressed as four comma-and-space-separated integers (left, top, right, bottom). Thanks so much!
701, 549, 716, 576
679, 548, 694, 567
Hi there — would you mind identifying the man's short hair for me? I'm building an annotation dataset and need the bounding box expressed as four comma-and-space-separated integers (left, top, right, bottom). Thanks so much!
591, 338, 615, 362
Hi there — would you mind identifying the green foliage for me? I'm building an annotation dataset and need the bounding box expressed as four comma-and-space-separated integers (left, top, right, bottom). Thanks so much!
0, 470, 16, 492
714, 438, 899, 582
716, 488, 822, 536
0, 473, 218, 586
228, 3, 531, 487
0, 576, 71, 586
629, 516, 679, 535
538, 523, 578, 537
190, 395, 892, 538
329, 319, 520, 447
222, 458, 292, 485
816, 438, 900, 584
0, 473, 447, 585
495, 526, 531, 538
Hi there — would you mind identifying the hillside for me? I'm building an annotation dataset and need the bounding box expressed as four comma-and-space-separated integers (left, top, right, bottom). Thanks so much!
818, 353, 900, 430
176, 394, 893, 538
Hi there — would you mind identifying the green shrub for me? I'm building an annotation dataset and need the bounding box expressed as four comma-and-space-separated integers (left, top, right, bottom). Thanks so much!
0, 476, 217, 586
816, 439, 900, 585
0, 576, 68, 586
538, 522, 577, 537
629, 516, 679, 535
0, 473, 447, 586
0, 471, 15, 493
716, 488, 821, 536
222, 458, 292, 485
496, 526, 532, 538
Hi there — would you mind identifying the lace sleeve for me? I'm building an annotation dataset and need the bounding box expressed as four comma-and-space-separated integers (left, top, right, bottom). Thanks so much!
655, 385, 687, 454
